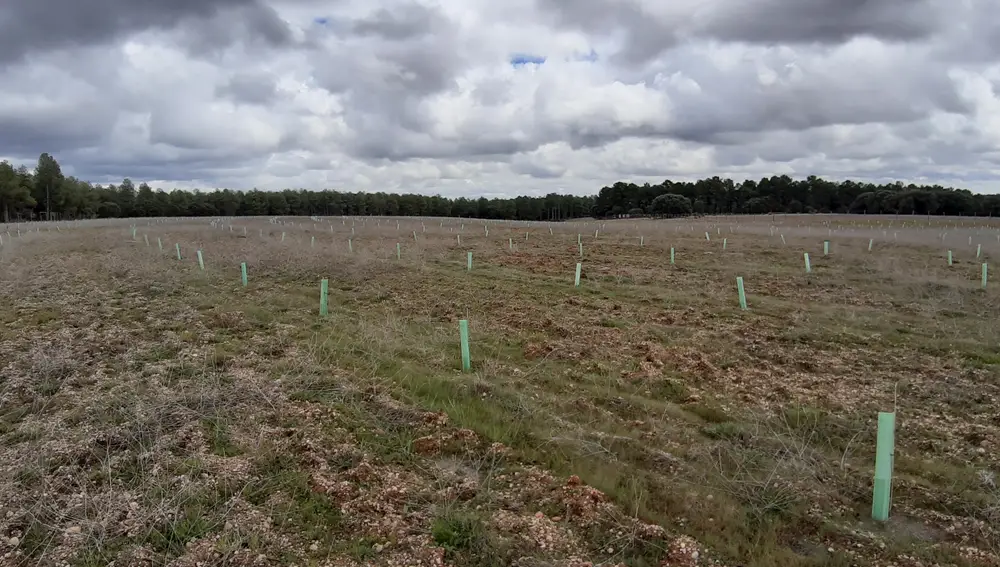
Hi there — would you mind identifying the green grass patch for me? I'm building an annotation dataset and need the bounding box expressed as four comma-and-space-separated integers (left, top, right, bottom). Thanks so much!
146, 503, 216, 556
686, 403, 732, 424
201, 417, 243, 457
431, 507, 508, 567
245, 448, 344, 545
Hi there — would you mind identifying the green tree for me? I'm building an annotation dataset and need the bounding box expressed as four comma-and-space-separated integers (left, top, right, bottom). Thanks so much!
745, 197, 772, 214
218, 189, 241, 216
268, 192, 289, 215
135, 182, 156, 217
167, 190, 191, 216
0, 161, 36, 221
117, 179, 137, 217
4, 150, 1000, 220
57, 177, 92, 219
649, 193, 693, 217
33, 153, 63, 220
241, 190, 269, 215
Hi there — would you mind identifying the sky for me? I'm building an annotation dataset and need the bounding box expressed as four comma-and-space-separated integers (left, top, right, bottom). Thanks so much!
0, 0, 999, 197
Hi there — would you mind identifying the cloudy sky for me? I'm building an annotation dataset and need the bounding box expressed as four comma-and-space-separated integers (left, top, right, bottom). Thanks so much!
0, 0, 998, 196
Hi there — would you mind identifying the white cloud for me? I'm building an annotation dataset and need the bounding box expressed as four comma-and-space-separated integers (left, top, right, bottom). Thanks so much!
0, 0, 998, 195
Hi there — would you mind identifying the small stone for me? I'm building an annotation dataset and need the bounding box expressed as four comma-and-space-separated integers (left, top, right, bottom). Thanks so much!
65, 526, 82, 535
827, 547, 835, 553
374, 543, 384, 553
7, 537, 18, 547
309, 543, 318, 552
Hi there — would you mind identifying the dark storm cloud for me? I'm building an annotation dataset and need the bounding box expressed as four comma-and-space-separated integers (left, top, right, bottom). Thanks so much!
314, 3, 460, 97
0, 101, 115, 157
534, 0, 680, 64
510, 155, 566, 178
650, 44, 973, 145
68, 146, 264, 183
349, 127, 532, 162
559, 124, 665, 152
932, 1, 1000, 62
711, 120, 997, 174
350, 4, 438, 40
172, 4, 298, 57
0, 0, 294, 65
537, 0, 945, 65
701, 0, 942, 44
666, 86, 938, 145
308, 4, 474, 160
215, 71, 280, 105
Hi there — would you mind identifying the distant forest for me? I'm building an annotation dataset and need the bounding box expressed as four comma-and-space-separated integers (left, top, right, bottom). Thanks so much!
2, 153, 998, 221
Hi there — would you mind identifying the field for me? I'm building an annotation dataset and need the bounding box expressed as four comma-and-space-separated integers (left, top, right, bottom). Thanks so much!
0, 214, 998, 567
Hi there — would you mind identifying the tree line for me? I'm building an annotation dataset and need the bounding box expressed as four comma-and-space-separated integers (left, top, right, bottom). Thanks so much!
1, 153, 997, 221
0, 154, 592, 221
594, 176, 1000, 217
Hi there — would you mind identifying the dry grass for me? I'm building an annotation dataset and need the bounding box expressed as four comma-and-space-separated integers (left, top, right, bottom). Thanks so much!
0, 214, 997, 566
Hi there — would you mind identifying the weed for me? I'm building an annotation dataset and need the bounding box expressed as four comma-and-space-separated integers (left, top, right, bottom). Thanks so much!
28, 307, 61, 325
141, 343, 181, 363
702, 422, 746, 440
3, 426, 42, 446
245, 449, 343, 545
201, 417, 243, 457
431, 507, 508, 566
146, 505, 215, 556
432, 508, 485, 551
17, 518, 58, 558
206, 344, 236, 370
346, 538, 378, 562
686, 403, 732, 424
649, 377, 689, 402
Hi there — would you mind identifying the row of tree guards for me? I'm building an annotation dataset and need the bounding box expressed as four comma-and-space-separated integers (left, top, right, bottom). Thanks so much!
128, 223, 938, 525
133, 219, 994, 297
